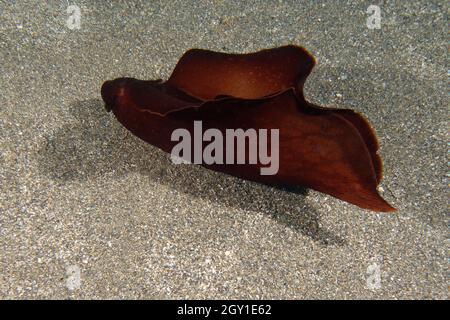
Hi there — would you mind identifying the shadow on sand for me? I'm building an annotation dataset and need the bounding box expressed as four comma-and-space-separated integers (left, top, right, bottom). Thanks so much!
37, 99, 346, 246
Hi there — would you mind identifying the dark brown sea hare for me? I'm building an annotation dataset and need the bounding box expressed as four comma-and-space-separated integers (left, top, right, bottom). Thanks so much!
101, 45, 395, 212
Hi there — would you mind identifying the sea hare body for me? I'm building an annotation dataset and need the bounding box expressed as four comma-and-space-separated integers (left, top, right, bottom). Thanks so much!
101, 45, 395, 212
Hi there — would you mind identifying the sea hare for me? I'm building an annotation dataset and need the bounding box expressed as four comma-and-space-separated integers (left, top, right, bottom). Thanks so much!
101, 45, 395, 212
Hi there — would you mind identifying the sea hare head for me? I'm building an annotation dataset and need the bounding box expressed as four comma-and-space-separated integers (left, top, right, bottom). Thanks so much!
101, 78, 134, 112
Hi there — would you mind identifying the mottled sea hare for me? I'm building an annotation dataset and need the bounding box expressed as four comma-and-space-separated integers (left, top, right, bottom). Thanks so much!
101, 45, 395, 212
